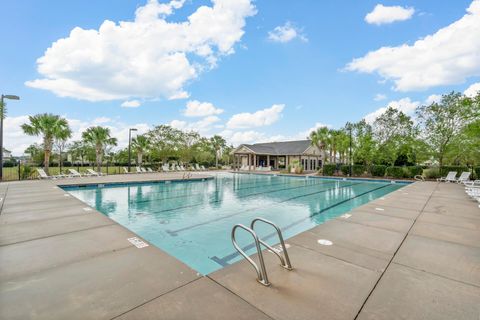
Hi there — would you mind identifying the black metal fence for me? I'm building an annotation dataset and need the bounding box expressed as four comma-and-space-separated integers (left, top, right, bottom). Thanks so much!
1, 163, 128, 181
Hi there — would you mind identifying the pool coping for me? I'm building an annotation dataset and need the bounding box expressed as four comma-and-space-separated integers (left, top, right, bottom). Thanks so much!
1, 174, 479, 319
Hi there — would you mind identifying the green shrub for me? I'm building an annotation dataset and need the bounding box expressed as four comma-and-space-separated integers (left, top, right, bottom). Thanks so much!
439, 166, 468, 177
340, 165, 350, 176
2, 161, 15, 168
385, 166, 406, 179
322, 164, 336, 176
370, 165, 387, 177
406, 166, 423, 178
423, 167, 440, 179
352, 164, 366, 176
474, 167, 480, 179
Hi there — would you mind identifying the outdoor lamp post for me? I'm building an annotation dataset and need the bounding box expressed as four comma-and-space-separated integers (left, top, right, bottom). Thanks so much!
0, 94, 20, 181
346, 122, 353, 177
128, 128, 138, 173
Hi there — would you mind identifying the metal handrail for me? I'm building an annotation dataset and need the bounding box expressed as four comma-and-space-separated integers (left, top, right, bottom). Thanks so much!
251, 218, 293, 270
231, 224, 270, 286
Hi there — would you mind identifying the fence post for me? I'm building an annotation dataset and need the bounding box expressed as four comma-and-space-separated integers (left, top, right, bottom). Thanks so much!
18, 163, 21, 180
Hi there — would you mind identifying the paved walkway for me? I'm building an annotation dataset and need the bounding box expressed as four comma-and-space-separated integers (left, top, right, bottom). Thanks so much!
0, 176, 479, 319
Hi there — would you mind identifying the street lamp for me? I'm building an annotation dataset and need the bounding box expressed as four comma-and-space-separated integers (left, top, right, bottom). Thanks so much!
128, 128, 138, 172
1, 94, 20, 181
346, 122, 353, 177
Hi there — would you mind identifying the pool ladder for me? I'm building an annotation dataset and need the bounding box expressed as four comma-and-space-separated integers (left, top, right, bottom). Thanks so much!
231, 218, 293, 286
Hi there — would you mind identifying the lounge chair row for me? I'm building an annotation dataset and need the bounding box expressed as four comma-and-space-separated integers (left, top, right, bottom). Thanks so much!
37, 168, 104, 179
437, 171, 471, 183
463, 180, 480, 207
239, 165, 272, 171
121, 164, 208, 174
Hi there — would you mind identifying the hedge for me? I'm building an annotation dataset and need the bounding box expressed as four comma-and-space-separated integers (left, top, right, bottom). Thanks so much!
439, 166, 468, 177
340, 165, 350, 176
474, 167, 480, 179
406, 166, 423, 178
352, 164, 366, 176
322, 164, 336, 176
385, 166, 406, 179
370, 165, 387, 177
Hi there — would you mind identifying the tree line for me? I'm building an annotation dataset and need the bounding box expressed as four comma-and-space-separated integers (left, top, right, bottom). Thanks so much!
16, 90, 480, 176
310, 91, 479, 170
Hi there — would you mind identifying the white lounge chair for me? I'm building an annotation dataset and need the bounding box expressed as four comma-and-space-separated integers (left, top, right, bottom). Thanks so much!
162, 164, 170, 172
136, 166, 143, 174
36, 168, 66, 179
194, 164, 201, 171
170, 164, 177, 171
68, 169, 83, 178
200, 165, 206, 171
86, 169, 103, 176
147, 167, 154, 173
140, 167, 147, 173
180, 165, 186, 171
437, 171, 457, 182
455, 171, 471, 183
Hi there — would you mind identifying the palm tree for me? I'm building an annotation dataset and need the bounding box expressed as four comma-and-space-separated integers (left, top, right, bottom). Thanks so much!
310, 127, 330, 167
82, 126, 117, 172
21, 113, 71, 174
210, 135, 227, 167
132, 135, 150, 166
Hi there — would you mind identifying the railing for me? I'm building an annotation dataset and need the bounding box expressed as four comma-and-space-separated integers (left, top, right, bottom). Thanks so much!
231, 218, 293, 286
231, 224, 270, 286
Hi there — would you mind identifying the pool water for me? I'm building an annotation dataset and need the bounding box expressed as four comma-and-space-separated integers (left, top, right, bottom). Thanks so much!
64, 173, 406, 274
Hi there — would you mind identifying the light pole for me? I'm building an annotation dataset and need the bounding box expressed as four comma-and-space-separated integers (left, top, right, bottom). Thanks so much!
346, 122, 353, 177
128, 128, 137, 172
1, 94, 20, 181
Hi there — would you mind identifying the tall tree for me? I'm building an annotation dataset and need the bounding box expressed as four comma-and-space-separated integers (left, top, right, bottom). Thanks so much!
132, 135, 150, 165
21, 113, 71, 174
416, 92, 476, 167
373, 107, 418, 166
210, 135, 227, 167
310, 127, 330, 166
82, 126, 117, 172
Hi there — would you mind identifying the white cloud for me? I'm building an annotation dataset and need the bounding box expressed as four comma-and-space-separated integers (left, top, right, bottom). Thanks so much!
374, 93, 387, 101
425, 94, 442, 105
268, 21, 308, 43
365, 4, 415, 25
364, 98, 420, 123
347, 0, 480, 91
25, 0, 256, 102
297, 122, 332, 140
226, 104, 285, 129
464, 82, 480, 97
121, 100, 141, 108
170, 115, 221, 134
220, 130, 266, 145
182, 100, 223, 117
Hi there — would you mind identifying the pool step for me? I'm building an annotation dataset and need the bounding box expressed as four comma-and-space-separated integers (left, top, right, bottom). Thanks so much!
231, 218, 293, 286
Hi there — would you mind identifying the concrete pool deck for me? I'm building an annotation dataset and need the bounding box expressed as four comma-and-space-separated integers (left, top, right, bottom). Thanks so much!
0, 174, 479, 319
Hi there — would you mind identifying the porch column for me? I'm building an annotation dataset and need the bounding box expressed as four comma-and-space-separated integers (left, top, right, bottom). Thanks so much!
267, 155, 270, 167
285, 155, 289, 168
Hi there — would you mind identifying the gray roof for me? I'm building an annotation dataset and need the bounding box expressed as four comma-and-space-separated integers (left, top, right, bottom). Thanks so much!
237, 140, 313, 155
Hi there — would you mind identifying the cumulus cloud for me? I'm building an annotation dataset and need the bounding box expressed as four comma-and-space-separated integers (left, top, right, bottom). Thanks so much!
170, 116, 221, 134
4, 115, 150, 155
347, 0, 480, 91
374, 93, 387, 101
182, 100, 223, 117
464, 82, 480, 97
121, 100, 141, 108
425, 94, 442, 105
365, 4, 415, 25
268, 21, 307, 43
226, 104, 285, 129
364, 98, 420, 123
25, 0, 256, 102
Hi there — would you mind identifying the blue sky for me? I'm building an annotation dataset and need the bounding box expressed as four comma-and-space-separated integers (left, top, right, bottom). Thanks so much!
1, 0, 479, 154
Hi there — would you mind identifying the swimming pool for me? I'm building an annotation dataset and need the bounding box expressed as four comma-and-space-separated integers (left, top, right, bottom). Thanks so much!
63, 173, 407, 274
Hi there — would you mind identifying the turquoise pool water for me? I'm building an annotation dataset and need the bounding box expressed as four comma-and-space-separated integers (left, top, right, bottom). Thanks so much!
63, 173, 406, 274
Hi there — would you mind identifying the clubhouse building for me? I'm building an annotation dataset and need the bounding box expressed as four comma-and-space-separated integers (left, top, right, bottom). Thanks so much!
232, 140, 323, 171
